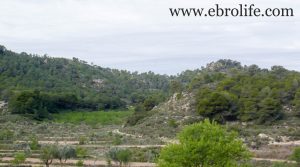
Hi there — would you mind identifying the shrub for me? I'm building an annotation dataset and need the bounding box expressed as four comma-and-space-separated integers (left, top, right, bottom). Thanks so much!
76, 147, 88, 158
158, 119, 251, 167
29, 135, 40, 150
12, 152, 26, 165
113, 135, 122, 145
290, 147, 300, 164
167, 119, 178, 128
106, 148, 132, 167
76, 160, 84, 167
79, 136, 87, 145
53, 145, 76, 165
40, 145, 57, 167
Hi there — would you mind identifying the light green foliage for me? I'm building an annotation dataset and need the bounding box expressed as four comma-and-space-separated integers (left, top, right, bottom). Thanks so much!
75, 160, 84, 167
29, 135, 40, 150
53, 110, 133, 126
75, 147, 88, 158
290, 147, 300, 164
158, 119, 251, 167
106, 148, 132, 167
12, 152, 26, 165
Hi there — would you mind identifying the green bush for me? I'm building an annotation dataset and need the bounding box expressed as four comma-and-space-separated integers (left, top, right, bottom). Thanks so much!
106, 148, 132, 167
12, 152, 26, 165
79, 136, 87, 145
290, 147, 300, 164
29, 135, 40, 150
76, 160, 84, 167
76, 147, 88, 158
158, 119, 251, 167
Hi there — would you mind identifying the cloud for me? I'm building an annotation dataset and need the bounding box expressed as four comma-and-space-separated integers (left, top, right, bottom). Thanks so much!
0, 0, 299, 74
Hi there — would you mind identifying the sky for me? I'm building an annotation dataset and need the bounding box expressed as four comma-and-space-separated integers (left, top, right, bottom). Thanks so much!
0, 0, 300, 75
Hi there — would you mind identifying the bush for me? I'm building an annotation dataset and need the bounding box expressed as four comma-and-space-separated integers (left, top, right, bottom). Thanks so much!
106, 148, 132, 167
76, 160, 84, 166
167, 119, 178, 128
40, 145, 57, 167
76, 147, 88, 158
113, 135, 122, 145
79, 136, 87, 145
53, 145, 76, 165
29, 135, 40, 150
290, 147, 300, 164
158, 119, 251, 167
12, 152, 26, 165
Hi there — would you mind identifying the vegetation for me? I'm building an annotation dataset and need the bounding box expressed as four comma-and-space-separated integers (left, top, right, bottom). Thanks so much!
158, 119, 251, 167
0, 45, 170, 119
53, 145, 76, 165
12, 152, 26, 165
191, 60, 300, 124
290, 147, 300, 164
40, 145, 57, 167
53, 110, 133, 126
106, 148, 132, 167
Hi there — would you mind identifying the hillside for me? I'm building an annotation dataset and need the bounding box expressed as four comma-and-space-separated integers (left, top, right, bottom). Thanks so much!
0, 45, 171, 119
124, 60, 300, 140
1, 46, 300, 166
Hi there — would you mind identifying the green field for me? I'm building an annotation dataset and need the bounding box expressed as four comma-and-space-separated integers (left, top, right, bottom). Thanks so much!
53, 110, 133, 126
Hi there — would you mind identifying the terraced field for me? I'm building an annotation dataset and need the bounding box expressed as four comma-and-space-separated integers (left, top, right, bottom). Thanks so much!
0, 107, 299, 166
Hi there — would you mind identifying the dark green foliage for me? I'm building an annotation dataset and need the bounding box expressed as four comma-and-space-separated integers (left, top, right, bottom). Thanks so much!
0, 46, 170, 119
197, 89, 238, 123
257, 97, 282, 124
192, 60, 300, 124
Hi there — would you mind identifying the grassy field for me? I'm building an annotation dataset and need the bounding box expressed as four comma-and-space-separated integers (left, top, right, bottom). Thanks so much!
53, 109, 133, 126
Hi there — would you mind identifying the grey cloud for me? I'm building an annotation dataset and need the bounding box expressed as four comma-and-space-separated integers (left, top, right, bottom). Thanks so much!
0, 0, 300, 74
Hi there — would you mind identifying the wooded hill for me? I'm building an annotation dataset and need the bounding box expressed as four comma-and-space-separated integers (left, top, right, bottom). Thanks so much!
1, 45, 300, 123
0, 45, 170, 119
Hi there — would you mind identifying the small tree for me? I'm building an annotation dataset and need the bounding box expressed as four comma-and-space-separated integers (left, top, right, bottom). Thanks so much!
53, 145, 76, 166
40, 145, 57, 167
158, 119, 251, 167
106, 148, 132, 167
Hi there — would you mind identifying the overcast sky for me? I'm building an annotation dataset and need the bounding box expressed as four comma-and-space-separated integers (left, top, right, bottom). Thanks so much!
0, 0, 300, 74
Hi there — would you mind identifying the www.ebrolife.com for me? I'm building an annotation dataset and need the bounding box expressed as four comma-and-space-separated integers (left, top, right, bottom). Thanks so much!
170, 4, 294, 17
